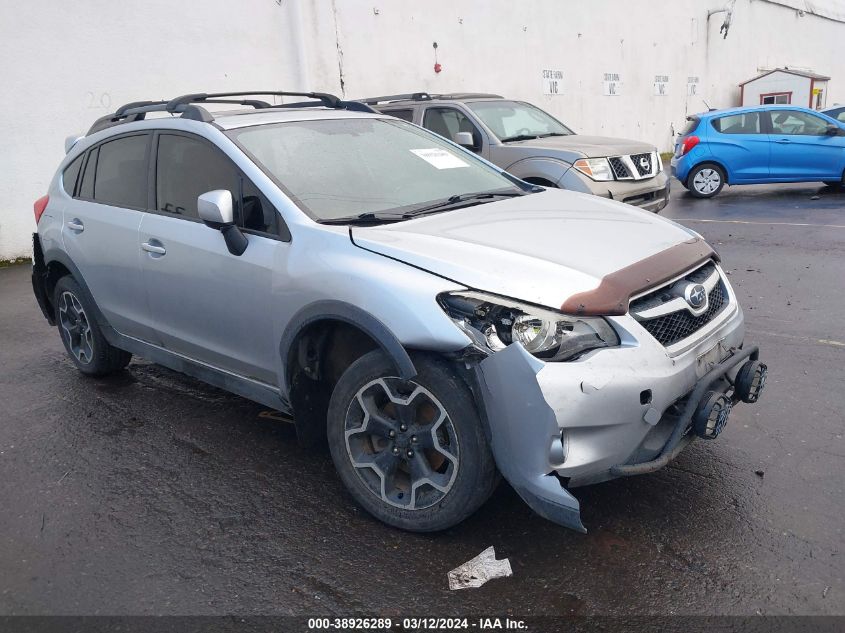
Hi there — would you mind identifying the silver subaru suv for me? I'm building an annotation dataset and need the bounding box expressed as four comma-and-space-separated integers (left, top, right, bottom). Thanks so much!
31, 91, 766, 533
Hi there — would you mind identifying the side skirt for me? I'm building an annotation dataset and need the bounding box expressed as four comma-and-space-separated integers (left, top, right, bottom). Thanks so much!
102, 326, 293, 415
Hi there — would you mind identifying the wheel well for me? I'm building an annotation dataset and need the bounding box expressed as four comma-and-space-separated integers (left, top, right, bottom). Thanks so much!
687, 160, 730, 185
41, 261, 72, 318
523, 177, 557, 187
286, 320, 380, 446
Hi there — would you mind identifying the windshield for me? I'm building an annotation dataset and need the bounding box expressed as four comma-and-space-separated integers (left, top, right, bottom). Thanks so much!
227, 118, 522, 222
467, 100, 574, 142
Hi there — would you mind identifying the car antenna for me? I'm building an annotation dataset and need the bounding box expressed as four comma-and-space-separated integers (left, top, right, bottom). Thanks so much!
702, 98, 716, 112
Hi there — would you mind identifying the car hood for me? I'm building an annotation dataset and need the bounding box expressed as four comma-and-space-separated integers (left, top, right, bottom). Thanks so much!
502, 134, 655, 158
350, 190, 701, 311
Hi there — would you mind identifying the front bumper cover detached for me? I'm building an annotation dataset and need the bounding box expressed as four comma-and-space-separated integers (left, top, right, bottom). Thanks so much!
475, 343, 764, 533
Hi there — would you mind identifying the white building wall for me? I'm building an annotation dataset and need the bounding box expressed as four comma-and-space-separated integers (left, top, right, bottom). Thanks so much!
742, 71, 812, 107
1, 0, 844, 259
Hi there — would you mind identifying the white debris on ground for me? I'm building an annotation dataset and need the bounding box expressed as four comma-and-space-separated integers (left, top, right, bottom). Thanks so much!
447, 546, 513, 590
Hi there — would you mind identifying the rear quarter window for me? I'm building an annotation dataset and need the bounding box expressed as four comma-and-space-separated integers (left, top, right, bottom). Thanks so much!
62, 155, 84, 196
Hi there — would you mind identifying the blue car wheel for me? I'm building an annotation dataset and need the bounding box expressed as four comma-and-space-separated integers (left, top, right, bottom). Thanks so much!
688, 163, 726, 199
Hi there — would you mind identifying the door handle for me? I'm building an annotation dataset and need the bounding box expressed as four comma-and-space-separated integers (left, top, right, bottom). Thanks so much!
774, 138, 792, 144
66, 219, 84, 232
141, 241, 166, 255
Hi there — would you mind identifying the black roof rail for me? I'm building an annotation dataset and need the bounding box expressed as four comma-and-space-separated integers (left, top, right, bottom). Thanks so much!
359, 92, 433, 105
87, 91, 377, 136
358, 92, 504, 106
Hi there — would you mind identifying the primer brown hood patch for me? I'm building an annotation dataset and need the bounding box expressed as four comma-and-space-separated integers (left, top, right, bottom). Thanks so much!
560, 238, 718, 316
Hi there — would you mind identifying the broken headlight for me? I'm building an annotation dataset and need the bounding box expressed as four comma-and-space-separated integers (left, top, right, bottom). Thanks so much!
438, 291, 620, 361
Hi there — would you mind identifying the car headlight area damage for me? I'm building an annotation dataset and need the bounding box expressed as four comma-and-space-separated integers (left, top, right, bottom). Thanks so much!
441, 283, 766, 534
438, 291, 620, 361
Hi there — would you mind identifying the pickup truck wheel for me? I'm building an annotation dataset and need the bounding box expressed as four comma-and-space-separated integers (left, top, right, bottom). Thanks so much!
688, 163, 725, 198
327, 350, 497, 532
53, 276, 131, 376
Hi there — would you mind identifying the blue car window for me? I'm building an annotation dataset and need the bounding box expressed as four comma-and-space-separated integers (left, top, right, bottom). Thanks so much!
712, 112, 761, 134
770, 111, 829, 136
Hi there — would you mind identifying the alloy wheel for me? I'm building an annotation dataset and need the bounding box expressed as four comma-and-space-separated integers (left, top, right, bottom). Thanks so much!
58, 291, 94, 364
344, 377, 459, 510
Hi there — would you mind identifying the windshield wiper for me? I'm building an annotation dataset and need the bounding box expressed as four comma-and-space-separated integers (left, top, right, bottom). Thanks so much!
500, 134, 540, 143
319, 212, 403, 226
538, 132, 569, 138
402, 190, 525, 218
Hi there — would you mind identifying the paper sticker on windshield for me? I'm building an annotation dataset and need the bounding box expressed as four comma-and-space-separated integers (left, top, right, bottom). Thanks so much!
410, 148, 469, 169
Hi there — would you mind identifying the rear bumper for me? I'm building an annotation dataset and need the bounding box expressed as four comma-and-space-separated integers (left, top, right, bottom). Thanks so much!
31, 233, 55, 325
475, 299, 764, 532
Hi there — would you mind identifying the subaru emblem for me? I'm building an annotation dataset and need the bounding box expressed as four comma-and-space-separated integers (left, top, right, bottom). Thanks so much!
684, 283, 708, 309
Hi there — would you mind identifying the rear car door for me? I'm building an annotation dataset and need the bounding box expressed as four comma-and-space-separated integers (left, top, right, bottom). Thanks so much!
767, 110, 844, 180
707, 112, 770, 182
138, 132, 284, 384
61, 133, 157, 342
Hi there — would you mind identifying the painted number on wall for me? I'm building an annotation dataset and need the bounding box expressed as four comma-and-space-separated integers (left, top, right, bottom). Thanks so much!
654, 75, 669, 96
603, 73, 621, 96
542, 69, 564, 95
687, 76, 700, 97
86, 92, 112, 109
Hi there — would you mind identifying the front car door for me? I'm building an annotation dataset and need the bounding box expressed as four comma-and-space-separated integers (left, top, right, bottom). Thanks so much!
707, 111, 770, 182
766, 109, 844, 180
60, 133, 157, 342
421, 106, 488, 158
138, 132, 286, 384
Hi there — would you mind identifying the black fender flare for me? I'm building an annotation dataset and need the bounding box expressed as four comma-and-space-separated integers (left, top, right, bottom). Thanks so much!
278, 300, 417, 395
41, 247, 112, 332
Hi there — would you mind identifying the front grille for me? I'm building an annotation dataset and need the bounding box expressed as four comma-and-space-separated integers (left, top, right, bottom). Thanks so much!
630, 262, 729, 347
609, 156, 631, 179
631, 152, 653, 177
639, 285, 725, 346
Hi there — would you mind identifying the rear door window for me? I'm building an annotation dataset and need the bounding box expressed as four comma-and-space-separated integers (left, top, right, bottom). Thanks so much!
93, 135, 150, 208
382, 109, 414, 122
62, 155, 84, 196
711, 112, 761, 134
78, 147, 98, 200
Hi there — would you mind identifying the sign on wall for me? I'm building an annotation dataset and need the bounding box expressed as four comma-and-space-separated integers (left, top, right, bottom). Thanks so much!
687, 76, 700, 97
654, 75, 669, 96
542, 69, 564, 95
603, 73, 622, 96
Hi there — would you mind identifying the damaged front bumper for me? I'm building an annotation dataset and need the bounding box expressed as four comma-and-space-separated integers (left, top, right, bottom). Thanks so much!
474, 305, 765, 533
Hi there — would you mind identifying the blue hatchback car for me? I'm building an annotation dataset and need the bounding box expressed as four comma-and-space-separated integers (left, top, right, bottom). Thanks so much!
671, 105, 845, 198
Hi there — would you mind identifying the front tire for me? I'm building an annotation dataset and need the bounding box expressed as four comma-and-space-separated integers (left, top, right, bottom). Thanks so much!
53, 276, 131, 376
327, 351, 497, 532
687, 163, 726, 198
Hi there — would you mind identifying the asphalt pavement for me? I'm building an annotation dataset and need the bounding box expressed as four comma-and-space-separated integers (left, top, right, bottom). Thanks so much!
0, 179, 843, 617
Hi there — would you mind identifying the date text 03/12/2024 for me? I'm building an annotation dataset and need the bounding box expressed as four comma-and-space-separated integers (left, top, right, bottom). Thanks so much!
306, 617, 528, 630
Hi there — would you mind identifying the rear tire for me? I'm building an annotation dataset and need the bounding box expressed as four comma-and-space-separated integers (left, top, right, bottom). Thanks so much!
326, 350, 497, 532
687, 163, 725, 198
53, 276, 131, 377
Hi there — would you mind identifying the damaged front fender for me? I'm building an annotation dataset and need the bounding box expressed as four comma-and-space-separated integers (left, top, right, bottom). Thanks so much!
476, 343, 586, 533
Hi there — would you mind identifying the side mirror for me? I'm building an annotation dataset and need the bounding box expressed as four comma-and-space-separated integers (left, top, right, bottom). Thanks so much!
453, 131, 475, 148
198, 190, 234, 225
197, 190, 248, 256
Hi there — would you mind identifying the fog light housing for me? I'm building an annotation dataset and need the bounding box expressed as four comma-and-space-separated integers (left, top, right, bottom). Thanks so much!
693, 391, 732, 440
734, 360, 767, 403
